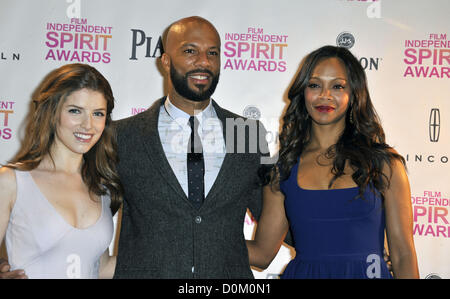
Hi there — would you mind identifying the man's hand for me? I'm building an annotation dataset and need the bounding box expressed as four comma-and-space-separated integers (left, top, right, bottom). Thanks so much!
383, 248, 393, 275
0, 258, 27, 279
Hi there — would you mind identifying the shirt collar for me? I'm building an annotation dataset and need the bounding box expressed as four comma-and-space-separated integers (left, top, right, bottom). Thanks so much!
164, 97, 215, 128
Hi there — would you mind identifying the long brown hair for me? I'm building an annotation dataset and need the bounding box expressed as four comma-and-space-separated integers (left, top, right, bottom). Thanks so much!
262, 46, 405, 200
8, 63, 123, 214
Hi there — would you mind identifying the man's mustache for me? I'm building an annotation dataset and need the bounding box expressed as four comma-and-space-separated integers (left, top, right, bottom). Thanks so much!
185, 69, 215, 77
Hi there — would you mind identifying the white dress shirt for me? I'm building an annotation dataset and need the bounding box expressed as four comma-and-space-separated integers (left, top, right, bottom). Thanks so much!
158, 97, 226, 197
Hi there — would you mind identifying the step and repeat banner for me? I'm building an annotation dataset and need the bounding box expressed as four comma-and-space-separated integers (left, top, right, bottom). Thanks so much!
1, 0, 449, 278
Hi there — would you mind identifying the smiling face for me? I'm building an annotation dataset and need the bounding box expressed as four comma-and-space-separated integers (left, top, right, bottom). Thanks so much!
304, 57, 351, 128
54, 88, 107, 156
162, 17, 221, 103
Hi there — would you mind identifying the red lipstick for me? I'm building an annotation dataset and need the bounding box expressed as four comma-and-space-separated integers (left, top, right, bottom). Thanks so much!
315, 105, 335, 113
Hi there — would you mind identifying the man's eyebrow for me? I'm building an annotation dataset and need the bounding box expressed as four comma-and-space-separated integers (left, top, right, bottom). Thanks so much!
181, 43, 220, 50
181, 43, 198, 48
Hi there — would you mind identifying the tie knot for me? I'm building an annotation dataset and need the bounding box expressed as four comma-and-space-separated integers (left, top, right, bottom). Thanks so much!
188, 116, 198, 130
188, 116, 202, 154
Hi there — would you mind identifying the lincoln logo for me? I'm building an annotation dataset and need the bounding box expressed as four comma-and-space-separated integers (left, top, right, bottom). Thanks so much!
429, 108, 440, 142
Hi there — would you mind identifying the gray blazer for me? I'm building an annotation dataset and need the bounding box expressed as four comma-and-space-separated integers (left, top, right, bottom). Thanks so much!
113, 97, 269, 278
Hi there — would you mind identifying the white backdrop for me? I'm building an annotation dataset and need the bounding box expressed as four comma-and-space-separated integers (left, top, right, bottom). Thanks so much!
0, 0, 449, 279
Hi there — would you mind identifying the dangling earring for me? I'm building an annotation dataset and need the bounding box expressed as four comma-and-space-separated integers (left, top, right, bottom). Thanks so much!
349, 106, 354, 124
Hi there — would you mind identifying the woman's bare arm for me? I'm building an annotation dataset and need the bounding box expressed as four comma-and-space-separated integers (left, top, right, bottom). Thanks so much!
246, 185, 289, 269
384, 158, 419, 278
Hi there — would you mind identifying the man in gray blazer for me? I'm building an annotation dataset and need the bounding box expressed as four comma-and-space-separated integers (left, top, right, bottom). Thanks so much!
112, 16, 270, 278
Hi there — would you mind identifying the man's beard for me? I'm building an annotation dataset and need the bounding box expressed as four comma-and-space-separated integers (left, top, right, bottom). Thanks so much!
170, 63, 220, 102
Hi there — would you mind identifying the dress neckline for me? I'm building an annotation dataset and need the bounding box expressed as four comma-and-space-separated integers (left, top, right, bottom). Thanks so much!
25, 171, 104, 231
294, 159, 359, 192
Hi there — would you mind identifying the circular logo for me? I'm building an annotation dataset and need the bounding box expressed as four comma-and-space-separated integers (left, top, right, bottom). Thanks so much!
243, 105, 261, 120
425, 273, 441, 279
336, 32, 356, 49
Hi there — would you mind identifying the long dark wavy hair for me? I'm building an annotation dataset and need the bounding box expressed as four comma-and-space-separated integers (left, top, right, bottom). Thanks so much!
7, 63, 123, 214
263, 45, 405, 200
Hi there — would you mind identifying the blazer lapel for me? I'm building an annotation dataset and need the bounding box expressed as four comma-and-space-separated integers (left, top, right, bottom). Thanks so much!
140, 97, 188, 201
203, 100, 241, 204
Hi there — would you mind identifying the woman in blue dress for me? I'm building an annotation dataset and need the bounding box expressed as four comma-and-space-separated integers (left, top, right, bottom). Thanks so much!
247, 46, 419, 278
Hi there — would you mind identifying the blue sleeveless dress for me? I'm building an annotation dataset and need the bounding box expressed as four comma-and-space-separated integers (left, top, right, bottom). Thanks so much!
280, 161, 392, 279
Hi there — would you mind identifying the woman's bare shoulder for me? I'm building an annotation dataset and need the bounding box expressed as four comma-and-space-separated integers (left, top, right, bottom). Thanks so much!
0, 166, 16, 182
0, 166, 17, 203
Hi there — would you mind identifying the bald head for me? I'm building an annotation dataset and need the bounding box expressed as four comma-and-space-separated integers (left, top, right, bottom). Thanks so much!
162, 16, 220, 54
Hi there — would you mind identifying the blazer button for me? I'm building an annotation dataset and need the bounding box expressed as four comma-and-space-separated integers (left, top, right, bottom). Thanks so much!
195, 216, 202, 224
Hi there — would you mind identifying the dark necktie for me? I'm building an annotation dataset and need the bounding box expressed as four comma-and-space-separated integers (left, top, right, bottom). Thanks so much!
187, 116, 204, 209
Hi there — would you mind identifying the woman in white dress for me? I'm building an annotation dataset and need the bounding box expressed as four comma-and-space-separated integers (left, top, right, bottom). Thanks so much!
0, 63, 122, 278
